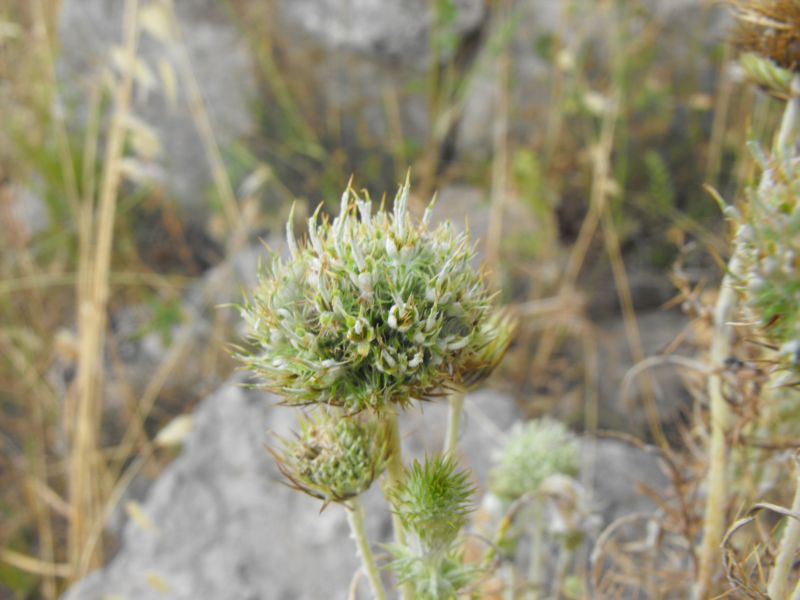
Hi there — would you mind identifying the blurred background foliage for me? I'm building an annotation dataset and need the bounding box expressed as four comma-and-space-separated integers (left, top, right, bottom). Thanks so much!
0, 0, 783, 597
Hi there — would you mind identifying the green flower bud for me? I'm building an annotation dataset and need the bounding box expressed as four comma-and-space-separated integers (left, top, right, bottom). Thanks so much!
389, 455, 475, 553
387, 456, 479, 600
269, 412, 389, 507
490, 418, 580, 503
239, 179, 513, 412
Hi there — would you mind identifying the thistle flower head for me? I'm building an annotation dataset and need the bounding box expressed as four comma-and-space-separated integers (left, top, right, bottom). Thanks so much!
736, 155, 800, 373
239, 179, 513, 412
490, 418, 580, 503
389, 455, 476, 553
269, 411, 389, 506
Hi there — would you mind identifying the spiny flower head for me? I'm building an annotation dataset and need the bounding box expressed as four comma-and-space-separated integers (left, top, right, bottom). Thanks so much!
269, 411, 389, 507
735, 154, 800, 373
490, 418, 580, 503
239, 179, 513, 413
389, 455, 476, 553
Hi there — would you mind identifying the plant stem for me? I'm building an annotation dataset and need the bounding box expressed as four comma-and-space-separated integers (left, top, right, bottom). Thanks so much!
384, 412, 414, 600
769, 461, 800, 599
527, 503, 543, 600
347, 497, 387, 600
444, 389, 465, 457
694, 74, 800, 600
692, 254, 738, 599
385, 412, 406, 546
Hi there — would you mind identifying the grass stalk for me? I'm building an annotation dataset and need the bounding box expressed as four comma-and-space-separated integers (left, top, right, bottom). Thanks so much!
68, 0, 140, 579
346, 497, 387, 600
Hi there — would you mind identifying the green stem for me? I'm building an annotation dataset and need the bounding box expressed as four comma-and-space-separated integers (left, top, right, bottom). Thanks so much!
444, 389, 465, 457
385, 412, 407, 546
527, 503, 543, 600
384, 411, 414, 600
768, 459, 800, 599
347, 497, 387, 600
503, 563, 515, 600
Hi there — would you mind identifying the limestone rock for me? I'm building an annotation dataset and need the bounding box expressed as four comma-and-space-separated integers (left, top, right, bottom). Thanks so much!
58, 0, 256, 219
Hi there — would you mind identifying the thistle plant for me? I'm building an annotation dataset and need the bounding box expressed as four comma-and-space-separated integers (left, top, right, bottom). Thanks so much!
386, 456, 478, 599
735, 155, 800, 375
488, 419, 580, 599
489, 418, 580, 504
240, 179, 510, 413
238, 177, 512, 599
693, 4, 800, 596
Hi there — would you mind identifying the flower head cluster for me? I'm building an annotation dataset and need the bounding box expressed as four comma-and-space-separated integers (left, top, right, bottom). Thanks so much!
240, 180, 512, 413
387, 456, 478, 599
735, 155, 800, 373
269, 412, 389, 506
490, 418, 580, 503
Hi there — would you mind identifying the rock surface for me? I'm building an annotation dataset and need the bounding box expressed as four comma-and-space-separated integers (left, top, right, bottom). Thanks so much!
58, 0, 256, 218
62, 376, 668, 600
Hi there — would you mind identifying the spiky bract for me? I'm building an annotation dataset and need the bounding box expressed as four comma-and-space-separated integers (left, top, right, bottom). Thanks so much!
240, 180, 512, 412
387, 544, 478, 600
387, 456, 478, 599
490, 418, 580, 503
736, 155, 800, 373
389, 456, 475, 552
269, 412, 389, 506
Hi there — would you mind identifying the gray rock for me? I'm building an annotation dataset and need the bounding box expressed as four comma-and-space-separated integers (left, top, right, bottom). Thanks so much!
280, 0, 483, 66
593, 310, 694, 436
0, 184, 49, 241
58, 0, 256, 219
259, 0, 485, 146
584, 437, 667, 524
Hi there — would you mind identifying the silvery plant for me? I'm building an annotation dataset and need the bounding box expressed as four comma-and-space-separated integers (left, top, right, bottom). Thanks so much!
238, 178, 514, 599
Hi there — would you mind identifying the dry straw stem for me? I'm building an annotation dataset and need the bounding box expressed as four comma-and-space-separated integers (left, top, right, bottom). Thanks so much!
694, 73, 800, 600
68, 0, 140, 578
